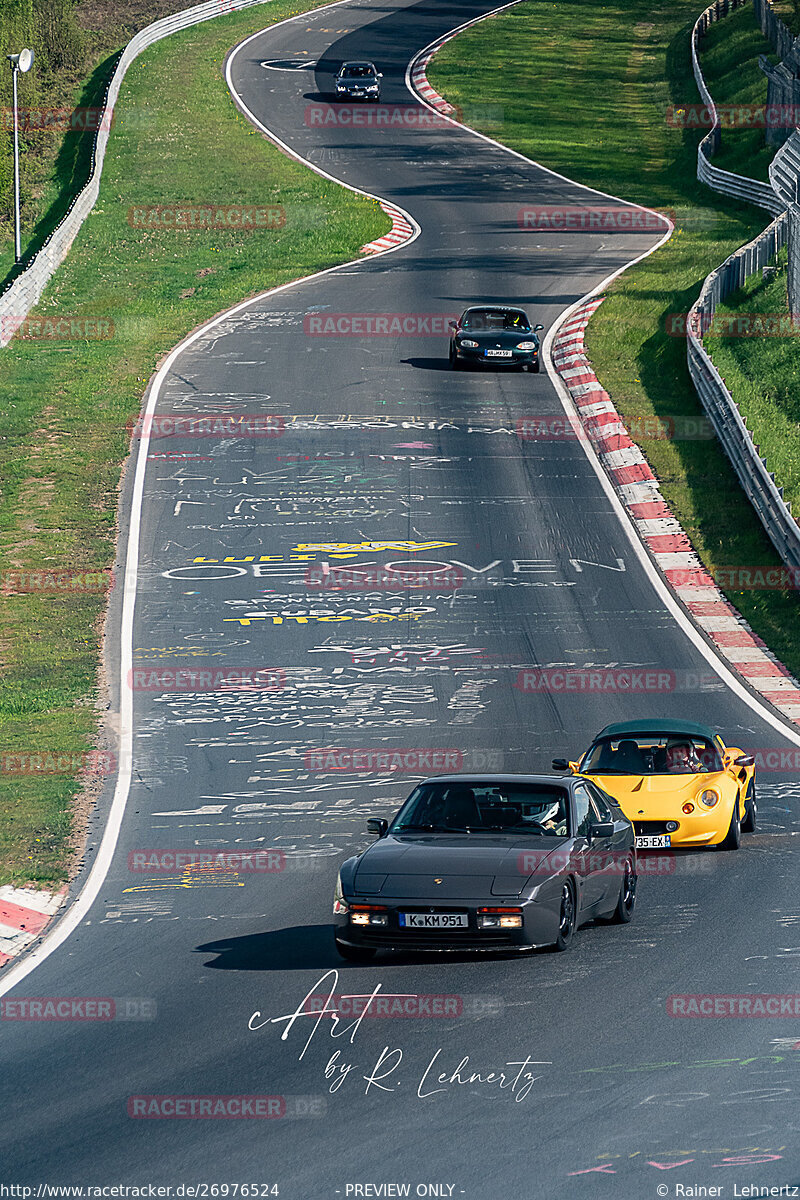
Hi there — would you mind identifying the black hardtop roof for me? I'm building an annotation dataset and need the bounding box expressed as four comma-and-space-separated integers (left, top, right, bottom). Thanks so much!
417, 773, 573, 786
595, 718, 718, 741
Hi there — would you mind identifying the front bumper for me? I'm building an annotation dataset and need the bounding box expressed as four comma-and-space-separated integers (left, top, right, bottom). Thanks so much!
336, 89, 380, 100
633, 810, 734, 847
334, 893, 558, 952
454, 345, 538, 368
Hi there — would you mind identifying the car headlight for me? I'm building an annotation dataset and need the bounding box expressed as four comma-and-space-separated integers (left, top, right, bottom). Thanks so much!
350, 905, 388, 926
459, 338, 479, 348
699, 789, 720, 808
336, 84, 347, 90
477, 906, 523, 929
516, 341, 537, 350
333, 872, 348, 915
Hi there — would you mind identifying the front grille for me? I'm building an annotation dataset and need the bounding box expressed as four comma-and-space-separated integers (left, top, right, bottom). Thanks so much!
356, 906, 516, 948
359, 929, 516, 949
634, 820, 678, 835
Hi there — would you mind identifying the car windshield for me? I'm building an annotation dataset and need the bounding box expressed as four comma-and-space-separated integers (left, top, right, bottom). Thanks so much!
391, 781, 569, 836
579, 735, 723, 776
461, 310, 531, 332
342, 65, 375, 77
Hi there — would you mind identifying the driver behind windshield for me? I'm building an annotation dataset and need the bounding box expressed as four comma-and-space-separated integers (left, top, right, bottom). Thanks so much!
462, 311, 530, 332
662, 740, 704, 774
536, 799, 568, 836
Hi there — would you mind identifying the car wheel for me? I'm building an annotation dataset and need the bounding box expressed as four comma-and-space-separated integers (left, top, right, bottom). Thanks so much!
529, 360, 540, 373
553, 881, 577, 951
741, 780, 757, 833
335, 938, 377, 963
719, 795, 742, 850
608, 858, 637, 924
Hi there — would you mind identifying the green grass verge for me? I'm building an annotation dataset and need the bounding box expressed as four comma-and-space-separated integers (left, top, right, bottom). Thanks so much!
428, 0, 800, 684
770, 0, 800, 38
0, 0, 197, 287
700, 6, 777, 183
708, 250, 800, 512
0, 0, 389, 887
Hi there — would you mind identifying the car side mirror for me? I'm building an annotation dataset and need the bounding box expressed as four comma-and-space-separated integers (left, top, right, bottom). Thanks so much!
449, 321, 458, 330
734, 755, 754, 767
377, 72, 383, 77
534, 323, 544, 331
551, 758, 569, 770
589, 820, 614, 839
367, 818, 388, 837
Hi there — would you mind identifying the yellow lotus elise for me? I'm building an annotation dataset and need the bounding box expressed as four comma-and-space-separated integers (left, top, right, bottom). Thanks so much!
552, 719, 756, 851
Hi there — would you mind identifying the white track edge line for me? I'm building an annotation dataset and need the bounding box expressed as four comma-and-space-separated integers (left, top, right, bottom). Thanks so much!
0, 0, 420, 999
407, 2, 800, 747
5, 0, 798, 997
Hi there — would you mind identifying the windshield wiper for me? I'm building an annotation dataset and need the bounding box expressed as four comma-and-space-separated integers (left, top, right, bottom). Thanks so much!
479, 823, 541, 833
397, 823, 447, 832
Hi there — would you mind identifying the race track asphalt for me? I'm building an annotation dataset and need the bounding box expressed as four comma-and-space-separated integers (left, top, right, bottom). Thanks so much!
2, 1, 799, 1194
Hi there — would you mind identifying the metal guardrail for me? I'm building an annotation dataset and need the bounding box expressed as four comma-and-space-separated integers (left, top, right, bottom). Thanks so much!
0, 0, 274, 347
770, 128, 800, 310
692, 0, 786, 213
686, 213, 800, 569
753, 0, 796, 61
687, 0, 800, 569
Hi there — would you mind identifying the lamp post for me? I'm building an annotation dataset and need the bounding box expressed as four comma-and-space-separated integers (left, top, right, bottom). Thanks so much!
6, 48, 34, 264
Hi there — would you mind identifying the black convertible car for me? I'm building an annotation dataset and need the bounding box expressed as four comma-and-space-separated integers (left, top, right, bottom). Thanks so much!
449, 306, 545, 371
333, 774, 637, 960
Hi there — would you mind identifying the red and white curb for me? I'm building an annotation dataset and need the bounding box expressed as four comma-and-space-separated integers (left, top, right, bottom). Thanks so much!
0, 885, 66, 968
409, 50, 457, 115
553, 298, 800, 725
360, 202, 415, 254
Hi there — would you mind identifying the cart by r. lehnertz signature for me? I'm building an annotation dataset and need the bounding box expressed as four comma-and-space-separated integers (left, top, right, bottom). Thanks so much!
248, 969, 550, 1101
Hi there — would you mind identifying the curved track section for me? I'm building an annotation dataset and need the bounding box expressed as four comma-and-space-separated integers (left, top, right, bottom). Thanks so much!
2, 2, 799, 1196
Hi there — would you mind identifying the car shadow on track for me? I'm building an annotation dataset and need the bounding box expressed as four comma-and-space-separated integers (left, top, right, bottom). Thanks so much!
195, 924, 555, 970
401, 357, 452, 372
